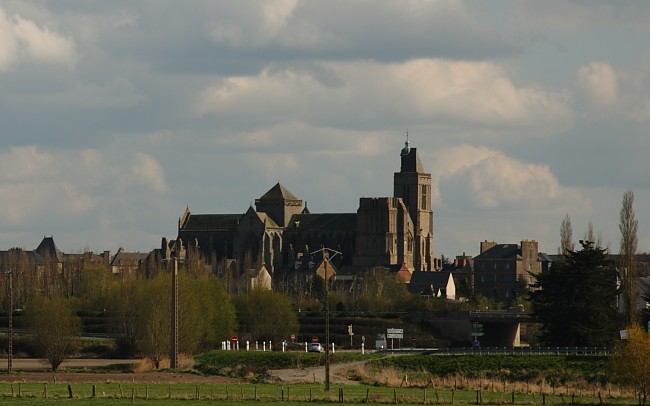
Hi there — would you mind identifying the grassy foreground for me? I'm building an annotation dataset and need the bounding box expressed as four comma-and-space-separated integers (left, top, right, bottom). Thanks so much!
0, 382, 638, 405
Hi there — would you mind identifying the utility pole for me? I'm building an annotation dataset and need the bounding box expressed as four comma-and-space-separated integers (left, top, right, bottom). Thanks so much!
324, 249, 330, 391
6, 272, 12, 374
309, 246, 342, 392
170, 258, 178, 369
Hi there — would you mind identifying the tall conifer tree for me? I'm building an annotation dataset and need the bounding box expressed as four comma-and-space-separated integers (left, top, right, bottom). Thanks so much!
531, 240, 618, 346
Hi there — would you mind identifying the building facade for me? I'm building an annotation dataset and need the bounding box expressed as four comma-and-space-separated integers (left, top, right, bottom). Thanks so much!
473, 240, 545, 303
176, 140, 435, 281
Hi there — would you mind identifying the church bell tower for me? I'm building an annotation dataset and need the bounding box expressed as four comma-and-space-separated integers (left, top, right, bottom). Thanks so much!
393, 136, 434, 271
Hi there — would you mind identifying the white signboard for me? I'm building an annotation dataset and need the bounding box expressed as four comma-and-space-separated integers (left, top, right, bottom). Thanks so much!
387, 328, 403, 339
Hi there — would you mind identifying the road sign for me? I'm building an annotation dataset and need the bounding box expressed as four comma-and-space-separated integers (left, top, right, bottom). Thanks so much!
231, 335, 238, 342
387, 328, 403, 339
311, 336, 319, 343
471, 322, 484, 337
290, 334, 296, 342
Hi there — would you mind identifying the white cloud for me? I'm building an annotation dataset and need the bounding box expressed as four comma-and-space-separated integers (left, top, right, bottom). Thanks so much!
0, 146, 54, 180
433, 145, 586, 211
0, 8, 78, 71
576, 62, 619, 108
0, 9, 17, 71
0, 147, 169, 237
262, 0, 299, 37
131, 153, 168, 194
13, 14, 77, 67
195, 59, 572, 131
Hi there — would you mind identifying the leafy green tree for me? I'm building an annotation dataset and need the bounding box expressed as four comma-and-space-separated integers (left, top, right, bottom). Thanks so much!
135, 274, 169, 368
130, 272, 237, 367
24, 296, 82, 372
178, 273, 236, 354
350, 267, 410, 312
107, 276, 143, 356
611, 324, 650, 404
234, 289, 299, 345
530, 240, 618, 346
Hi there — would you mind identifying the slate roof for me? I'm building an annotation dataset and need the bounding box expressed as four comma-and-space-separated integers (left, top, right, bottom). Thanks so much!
181, 214, 242, 231
538, 252, 553, 263
258, 182, 300, 201
0, 249, 44, 266
474, 244, 521, 260
408, 271, 452, 294
35, 236, 63, 262
289, 213, 356, 230
254, 211, 280, 228
400, 147, 426, 173
111, 251, 149, 266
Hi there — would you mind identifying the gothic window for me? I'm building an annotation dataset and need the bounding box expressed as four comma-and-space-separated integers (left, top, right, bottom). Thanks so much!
420, 185, 428, 210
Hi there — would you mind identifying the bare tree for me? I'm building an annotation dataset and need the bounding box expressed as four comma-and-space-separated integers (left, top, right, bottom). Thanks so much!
619, 189, 639, 325
584, 221, 603, 248
560, 213, 575, 255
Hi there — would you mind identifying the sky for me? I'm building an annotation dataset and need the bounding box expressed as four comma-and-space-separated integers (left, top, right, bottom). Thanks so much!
1, 0, 649, 258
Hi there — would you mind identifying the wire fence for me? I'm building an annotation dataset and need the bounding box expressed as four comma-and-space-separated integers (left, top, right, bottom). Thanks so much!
0, 382, 638, 404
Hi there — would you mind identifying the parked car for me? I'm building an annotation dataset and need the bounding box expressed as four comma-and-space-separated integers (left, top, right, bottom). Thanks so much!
308, 342, 324, 353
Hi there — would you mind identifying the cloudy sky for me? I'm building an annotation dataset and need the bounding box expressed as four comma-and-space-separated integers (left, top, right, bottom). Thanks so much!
1, 1, 649, 258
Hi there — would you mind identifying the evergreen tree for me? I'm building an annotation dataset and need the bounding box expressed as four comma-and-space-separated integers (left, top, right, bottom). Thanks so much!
530, 240, 618, 346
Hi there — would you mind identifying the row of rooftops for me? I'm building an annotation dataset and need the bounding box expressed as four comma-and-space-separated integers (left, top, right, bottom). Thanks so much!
181, 212, 358, 232
0, 236, 148, 271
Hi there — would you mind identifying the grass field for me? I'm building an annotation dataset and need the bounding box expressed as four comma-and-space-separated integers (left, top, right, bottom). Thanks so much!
0, 382, 638, 405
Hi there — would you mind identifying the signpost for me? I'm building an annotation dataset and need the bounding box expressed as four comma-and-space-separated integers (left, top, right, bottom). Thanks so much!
471, 322, 484, 346
387, 328, 403, 350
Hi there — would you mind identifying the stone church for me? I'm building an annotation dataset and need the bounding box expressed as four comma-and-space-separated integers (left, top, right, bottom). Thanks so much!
176, 139, 434, 277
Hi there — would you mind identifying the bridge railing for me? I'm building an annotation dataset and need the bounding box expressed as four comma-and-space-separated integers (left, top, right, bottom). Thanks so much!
432, 346, 610, 356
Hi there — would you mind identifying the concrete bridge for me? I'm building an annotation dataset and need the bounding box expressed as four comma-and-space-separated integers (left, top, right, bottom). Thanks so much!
469, 311, 535, 347
408, 310, 536, 347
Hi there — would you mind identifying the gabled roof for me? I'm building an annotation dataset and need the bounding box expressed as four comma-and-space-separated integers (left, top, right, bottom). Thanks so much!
254, 211, 280, 228
111, 251, 149, 266
396, 262, 412, 283
474, 244, 521, 260
289, 213, 356, 230
181, 214, 242, 231
407, 271, 452, 294
35, 236, 63, 262
538, 252, 553, 263
258, 182, 300, 201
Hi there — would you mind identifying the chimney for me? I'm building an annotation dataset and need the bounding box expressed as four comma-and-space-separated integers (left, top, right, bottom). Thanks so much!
481, 240, 497, 254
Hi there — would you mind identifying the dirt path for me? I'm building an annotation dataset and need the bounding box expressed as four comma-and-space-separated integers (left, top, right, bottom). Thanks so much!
267, 360, 367, 385
0, 359, 241, 384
